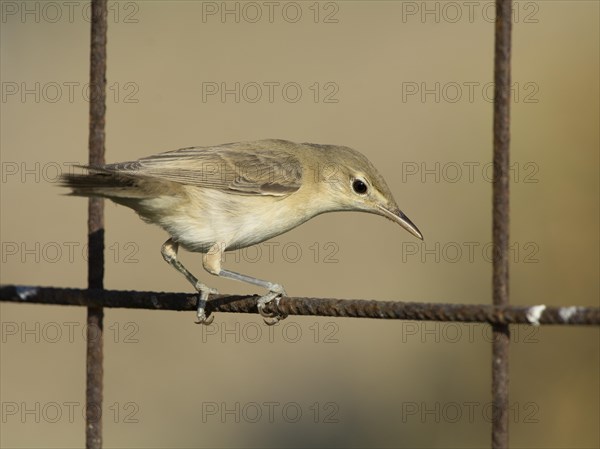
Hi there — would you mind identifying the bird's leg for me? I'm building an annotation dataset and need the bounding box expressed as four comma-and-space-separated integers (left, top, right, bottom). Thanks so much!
203, 244, 288, 326
220, 270, 288, 325
161, 238, 218, 325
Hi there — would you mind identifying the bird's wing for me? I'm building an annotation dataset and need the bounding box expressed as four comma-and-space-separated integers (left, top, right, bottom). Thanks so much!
101, 141, 303, 197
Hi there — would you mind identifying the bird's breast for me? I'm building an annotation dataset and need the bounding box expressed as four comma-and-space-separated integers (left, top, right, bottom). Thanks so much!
162, 187, 315, 253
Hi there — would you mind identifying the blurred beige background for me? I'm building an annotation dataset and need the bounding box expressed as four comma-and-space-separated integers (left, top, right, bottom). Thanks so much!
1, 1, 598, 448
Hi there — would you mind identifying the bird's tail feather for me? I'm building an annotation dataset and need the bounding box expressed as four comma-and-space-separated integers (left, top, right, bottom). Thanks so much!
60, 167, 147, 199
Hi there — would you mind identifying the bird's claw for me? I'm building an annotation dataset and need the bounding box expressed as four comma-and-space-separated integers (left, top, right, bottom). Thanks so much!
190, 281, 287, 326
195, 309, 214, 325
193, 284, 217, 325
257, 289, 288, 326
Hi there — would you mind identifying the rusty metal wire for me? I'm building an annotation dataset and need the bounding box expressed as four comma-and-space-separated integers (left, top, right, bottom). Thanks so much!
492, 0, 513, 446
86, 1, 107, 448
1, 285, 598, 326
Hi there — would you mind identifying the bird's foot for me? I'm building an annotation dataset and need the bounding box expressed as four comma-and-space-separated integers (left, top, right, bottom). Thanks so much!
257, 284, 288, 326
194, 282, 219, 296
194, 283, 218, 325
195, 307, 214, 325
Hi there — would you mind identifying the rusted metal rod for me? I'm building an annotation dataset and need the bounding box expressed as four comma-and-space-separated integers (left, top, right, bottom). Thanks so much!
2, 286, 598, 326
492, 0, 513, 447
86, 0, 107, 448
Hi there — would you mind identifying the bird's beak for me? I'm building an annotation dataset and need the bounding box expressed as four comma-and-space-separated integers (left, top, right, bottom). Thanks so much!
377, 204, 424, 240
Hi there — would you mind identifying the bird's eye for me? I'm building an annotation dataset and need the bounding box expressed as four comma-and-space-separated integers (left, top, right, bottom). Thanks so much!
352, 179, 368, 195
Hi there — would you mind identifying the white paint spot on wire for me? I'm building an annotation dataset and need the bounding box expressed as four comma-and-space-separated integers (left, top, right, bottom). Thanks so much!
526, 305, 546, 326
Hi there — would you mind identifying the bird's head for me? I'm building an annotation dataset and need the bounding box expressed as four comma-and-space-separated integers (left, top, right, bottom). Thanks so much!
306, 144, 423, 240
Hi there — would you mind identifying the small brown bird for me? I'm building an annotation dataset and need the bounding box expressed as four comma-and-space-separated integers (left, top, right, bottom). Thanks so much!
61, 139, 423, 324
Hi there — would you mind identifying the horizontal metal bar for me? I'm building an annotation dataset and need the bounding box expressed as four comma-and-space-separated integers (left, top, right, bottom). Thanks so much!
1, 285, 598, 326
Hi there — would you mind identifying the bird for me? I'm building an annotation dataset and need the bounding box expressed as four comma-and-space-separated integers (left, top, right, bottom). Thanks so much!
61, 139, 423, 324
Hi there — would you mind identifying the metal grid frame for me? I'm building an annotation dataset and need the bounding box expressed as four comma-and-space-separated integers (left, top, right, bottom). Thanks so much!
1, 1, 599, 448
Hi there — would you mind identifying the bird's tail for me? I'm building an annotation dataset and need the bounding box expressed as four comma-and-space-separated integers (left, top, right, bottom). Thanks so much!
59, 166, 147, 199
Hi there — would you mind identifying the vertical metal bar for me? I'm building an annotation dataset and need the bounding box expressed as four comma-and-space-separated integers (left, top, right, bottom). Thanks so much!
492, 0, 512, 448
86, 0, 107, 448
